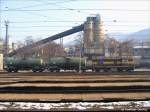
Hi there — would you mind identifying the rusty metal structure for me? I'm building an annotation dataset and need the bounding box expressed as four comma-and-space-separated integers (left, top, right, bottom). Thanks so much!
8, 24, 84, 57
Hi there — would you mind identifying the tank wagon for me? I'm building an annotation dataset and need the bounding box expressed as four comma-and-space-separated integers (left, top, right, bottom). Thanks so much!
47, 57, 86, 72
4, 56, 134, 72
4, 58, 44, 72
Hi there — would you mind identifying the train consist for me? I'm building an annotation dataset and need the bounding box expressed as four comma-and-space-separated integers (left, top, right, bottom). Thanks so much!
4, 15, 137, 73
4, 57, 134, 72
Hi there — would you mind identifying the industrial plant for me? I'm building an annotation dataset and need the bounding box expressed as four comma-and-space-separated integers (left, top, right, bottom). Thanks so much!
0, 15, 138, 72
0, 0, 150, 111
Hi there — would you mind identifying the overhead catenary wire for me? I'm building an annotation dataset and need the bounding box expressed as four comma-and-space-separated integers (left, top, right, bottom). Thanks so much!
2, 9, 150, 12
2, 0, 75, 11
1, 0, 76, 20
1, 20, 150, 23
4, 27, 149, 32
1, 24, 150, 28
1, 0, 149, 40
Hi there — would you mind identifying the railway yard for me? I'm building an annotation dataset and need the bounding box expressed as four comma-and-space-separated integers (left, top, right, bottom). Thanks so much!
1, 13, 149, 111
1, 0, 150, 110
0, 71, 150, 111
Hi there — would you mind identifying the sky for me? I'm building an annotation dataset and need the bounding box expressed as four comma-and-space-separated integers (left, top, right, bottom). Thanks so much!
0, 0, 150, 44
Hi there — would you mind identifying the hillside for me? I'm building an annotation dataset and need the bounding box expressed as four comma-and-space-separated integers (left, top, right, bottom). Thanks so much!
107, 28, 150, 42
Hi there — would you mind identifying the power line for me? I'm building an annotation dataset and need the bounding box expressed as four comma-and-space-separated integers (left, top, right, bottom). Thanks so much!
2, 9, 150, 12
1, 20, 150, 23
108, 24, 148, 26
1, 21, 83, 23
30, 0, 88, 15
1, 0, 75, 20
5, 30, 64, 32
3, 0, 73, 10
1, 26, 74, 28
1, 24, 149, 29
5, 29, 150, 32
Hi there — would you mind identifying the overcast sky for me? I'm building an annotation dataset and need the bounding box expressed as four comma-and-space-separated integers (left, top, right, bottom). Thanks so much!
0, 0, 150, 43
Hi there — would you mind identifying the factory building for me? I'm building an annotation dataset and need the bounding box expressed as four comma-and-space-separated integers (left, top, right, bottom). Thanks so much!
133, 45, 150, 68
133, 46, 150, 57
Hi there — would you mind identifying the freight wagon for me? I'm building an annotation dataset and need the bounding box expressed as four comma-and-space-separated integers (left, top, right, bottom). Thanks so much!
4, 57, 134, 72
47, 57, 86, 72
4, 58, 44, 72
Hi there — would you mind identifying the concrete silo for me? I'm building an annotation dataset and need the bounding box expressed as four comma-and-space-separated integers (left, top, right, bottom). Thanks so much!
84, 17, 94, 55
93, 15, 105, 56
83, 14, 105, 58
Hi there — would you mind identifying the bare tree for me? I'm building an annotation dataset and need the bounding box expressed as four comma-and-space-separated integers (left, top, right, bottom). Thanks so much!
119, 39, 134, 57
73, 32, 84, 57
24, 36, 34, 46
107, 38, 120, 57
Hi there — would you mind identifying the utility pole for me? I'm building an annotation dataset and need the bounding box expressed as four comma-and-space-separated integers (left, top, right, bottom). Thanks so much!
5, 20, 9, 56
60, 38, 64, 56
12, 42, 15, 51
79, 33, 83, 74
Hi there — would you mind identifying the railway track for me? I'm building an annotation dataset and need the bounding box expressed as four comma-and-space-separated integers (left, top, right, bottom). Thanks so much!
0, 72, 149, 93
0, 71, 150, 111
0, 86, 150, 94
0, 71, 150, 75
